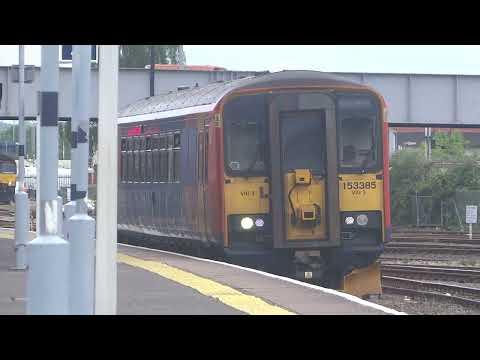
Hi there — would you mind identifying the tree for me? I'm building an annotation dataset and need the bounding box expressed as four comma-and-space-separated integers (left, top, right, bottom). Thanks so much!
119, 45, 186, 68
431, 130, 469, 160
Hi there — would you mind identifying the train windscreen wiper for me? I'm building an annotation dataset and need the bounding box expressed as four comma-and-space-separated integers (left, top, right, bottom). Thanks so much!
359, 146, 375, 173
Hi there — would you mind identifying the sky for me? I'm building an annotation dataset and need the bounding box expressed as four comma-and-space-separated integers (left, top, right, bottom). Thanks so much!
1, 45, 480, 75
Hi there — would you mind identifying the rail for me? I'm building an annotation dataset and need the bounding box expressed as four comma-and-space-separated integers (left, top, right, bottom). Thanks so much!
382, 275, 480, 308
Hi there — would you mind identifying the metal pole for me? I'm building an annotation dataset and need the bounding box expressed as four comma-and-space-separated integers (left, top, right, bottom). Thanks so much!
95, 45, 118, 315
63, 46, 80, 232
424, 128, 428, 160
13, 45, 28, 270
469, 223, 473, 240
149, 45, 155, 97
26, 45, 69, 315
427, 127, 432, 160
67, 45, 95, 314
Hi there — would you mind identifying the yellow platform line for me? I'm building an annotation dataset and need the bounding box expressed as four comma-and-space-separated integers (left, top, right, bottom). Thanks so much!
118, 253, 295, 315
0, 230, 14, 239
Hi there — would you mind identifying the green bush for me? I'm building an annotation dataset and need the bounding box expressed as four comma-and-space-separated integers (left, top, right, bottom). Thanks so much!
390, 131, 480, 226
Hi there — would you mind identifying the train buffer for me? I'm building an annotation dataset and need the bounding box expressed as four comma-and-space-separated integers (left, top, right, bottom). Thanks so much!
0, 230, 404, 315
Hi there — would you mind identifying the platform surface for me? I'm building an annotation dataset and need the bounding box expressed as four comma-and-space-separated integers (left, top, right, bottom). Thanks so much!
0, 229, 403, 315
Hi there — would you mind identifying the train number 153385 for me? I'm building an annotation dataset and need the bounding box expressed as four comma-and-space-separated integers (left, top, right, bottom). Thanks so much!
343, 181, 377, 190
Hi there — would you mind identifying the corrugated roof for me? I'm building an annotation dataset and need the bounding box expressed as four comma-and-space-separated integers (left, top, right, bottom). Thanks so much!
118, 70, 363, 118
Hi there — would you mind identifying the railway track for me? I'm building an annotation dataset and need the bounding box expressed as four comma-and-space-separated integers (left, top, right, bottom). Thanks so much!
384, 244, 480, 255
391, 237, 480, 245
382, 276, 480, 308
0, 204, 15, 228
381, 263, 480, 283
387, 231, 480, 255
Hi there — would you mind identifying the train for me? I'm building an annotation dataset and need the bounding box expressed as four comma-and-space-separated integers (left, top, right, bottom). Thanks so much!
117, 70, 390, 297
0, 154, 16, 203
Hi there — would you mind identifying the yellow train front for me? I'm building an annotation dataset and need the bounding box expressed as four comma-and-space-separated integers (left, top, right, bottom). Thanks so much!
118, 70, 391, 297
0, 154, 17, 203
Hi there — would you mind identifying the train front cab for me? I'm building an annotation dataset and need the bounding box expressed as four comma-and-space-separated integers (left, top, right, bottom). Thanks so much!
0, 156, 16, 203
221, 88, 389, 297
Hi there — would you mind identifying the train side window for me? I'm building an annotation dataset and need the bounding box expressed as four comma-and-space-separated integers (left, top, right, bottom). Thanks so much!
159, 135, 166, 150
146, 151, 152, 182
154, 150, 160, 182
152, 135, 159, 150
140, 151, 146, 182
129, 152, 135, 182
165, 151, 170, 182
122, 153, 128, 182
197, 130, 203, 184
146, 136, 152, 150
173, 133, 181, 148
173, 150, 181, 182
167, 133, 174, 149
160, 150, 169, 182
204, 130, 209, 183
158, 151, 164, 182
134, 150, 140, 182
121, 138, 127, 151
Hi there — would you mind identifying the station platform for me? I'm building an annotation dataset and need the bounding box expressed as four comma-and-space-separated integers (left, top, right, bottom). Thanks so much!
0, 229, 404, 315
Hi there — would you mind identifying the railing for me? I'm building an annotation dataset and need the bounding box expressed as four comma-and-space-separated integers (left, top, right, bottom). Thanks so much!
0, 142, 17, 155
24, 173, 96, 201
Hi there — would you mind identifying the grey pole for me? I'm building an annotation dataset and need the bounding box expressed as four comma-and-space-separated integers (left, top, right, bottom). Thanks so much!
26, 45, 69, 315
95, 45, 118, 315
149, 45, 155, 97
63, 46, 80, 232
13, 45, 28, 270
67, 45, 95, 314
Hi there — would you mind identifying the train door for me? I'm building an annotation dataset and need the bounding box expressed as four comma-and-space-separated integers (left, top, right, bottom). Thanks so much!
269, 94, 340, 249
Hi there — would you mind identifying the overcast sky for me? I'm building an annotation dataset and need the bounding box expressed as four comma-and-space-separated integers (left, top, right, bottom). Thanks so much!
1, 45, 480, 74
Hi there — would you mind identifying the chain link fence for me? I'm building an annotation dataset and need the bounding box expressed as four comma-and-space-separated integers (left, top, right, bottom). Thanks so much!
409, 193, 467, 231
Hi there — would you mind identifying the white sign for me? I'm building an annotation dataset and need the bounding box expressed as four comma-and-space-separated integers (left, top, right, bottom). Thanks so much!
466, 205, 478, 224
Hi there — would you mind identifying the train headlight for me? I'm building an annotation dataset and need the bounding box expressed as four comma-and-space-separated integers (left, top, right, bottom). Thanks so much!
356, 214, 369, 226
255, 218, 264, 227
345, 216, 355, 225
240, 217, 254, 230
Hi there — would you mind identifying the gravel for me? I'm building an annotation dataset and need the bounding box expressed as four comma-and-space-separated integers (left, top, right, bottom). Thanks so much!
368, 293, 480, 315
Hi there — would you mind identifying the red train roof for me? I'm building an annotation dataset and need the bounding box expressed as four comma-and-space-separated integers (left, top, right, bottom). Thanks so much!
119, 70, 375, 119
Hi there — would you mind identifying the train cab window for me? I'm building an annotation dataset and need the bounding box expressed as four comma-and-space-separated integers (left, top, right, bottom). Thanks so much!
337, 95, 380, 172
146, 136, 152, 150
121, 138, 127, 151
223, 94, 268, 175
280, 110, 326, 174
